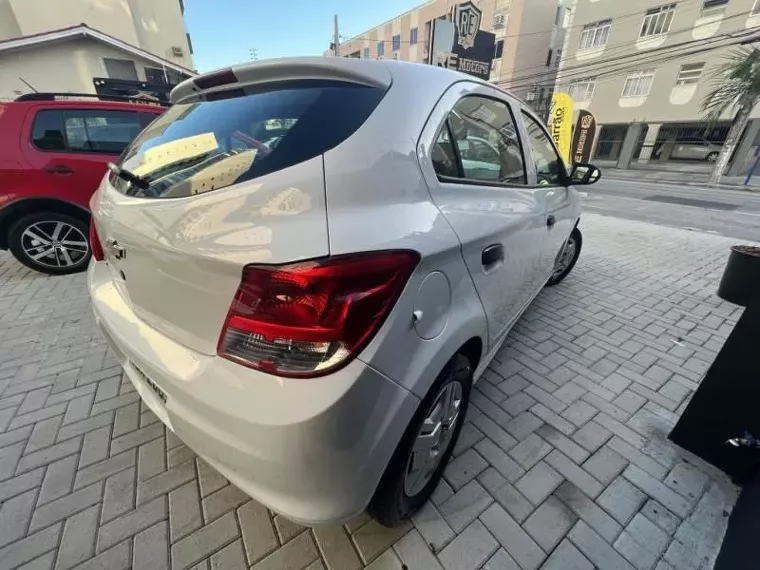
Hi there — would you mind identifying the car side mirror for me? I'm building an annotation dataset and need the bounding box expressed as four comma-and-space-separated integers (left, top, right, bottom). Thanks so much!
569, 163, 601, 185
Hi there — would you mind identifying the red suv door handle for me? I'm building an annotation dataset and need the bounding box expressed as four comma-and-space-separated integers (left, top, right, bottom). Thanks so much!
45, 165, 74, 175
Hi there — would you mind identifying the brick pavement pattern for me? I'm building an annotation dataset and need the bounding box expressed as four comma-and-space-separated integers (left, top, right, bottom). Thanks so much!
0, 213, 745, 570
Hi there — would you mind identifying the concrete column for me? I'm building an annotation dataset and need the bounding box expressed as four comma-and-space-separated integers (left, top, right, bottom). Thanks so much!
727, 119, 760, 176
637, 123, 662, 164
616, 123, 643, 170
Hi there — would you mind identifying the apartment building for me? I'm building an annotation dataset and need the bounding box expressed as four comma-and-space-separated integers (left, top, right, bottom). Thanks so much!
0, 0, 195, 101
556, 0, 760, 172
337, 0, 567, 112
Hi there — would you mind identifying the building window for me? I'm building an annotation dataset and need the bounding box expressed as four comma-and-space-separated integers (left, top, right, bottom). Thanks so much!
701, 0, 729, 16
103, 58, 138, 81
555, 49, 563, 66
145, 67, 184, 85
622, 70, 655, 97
186, 33, 194, 54
579, 19, 611, 50
545, 49, 553, 67
753, 0, 760, 15
178, 0, 184, 13
640, 4, 676, 37
392, 34, 401, 51
145, 67, 167, 83
377, 41, 385, 57
676, 62, 706, 85
410, 27, 418, 45
494, 39, 504, 59
363, 47, 370, 58
568, 79, 596, 101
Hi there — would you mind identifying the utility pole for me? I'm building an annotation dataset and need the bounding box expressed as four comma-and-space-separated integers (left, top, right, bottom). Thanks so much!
333, 15, 340, 56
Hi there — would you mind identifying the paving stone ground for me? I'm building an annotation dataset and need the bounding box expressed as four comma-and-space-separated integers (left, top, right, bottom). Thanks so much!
0, 213, 747, 570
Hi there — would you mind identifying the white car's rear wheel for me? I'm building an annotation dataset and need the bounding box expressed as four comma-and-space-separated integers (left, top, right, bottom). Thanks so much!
369, 353, 472, 527
546, 227, 582, 287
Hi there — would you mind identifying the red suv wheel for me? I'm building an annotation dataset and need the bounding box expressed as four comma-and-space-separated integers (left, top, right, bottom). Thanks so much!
8, 212, 91, 275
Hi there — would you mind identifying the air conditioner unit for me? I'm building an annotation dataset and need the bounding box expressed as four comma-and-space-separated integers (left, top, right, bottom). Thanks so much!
526, 92, 536, 101
171, 46, 184, 57
493, 13, 506, 28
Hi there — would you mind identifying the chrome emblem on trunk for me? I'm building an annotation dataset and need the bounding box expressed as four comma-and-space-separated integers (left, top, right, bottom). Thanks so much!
105, 238, 126, 260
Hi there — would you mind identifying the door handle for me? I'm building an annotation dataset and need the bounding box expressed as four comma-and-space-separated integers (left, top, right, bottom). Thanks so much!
481, 244, 504, 270
45, 165, 74, 175
547, 215, 556, 228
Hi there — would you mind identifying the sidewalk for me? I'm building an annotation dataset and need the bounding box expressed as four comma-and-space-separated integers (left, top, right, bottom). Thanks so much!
597, 163, 760, 192
0, 213, 745, 570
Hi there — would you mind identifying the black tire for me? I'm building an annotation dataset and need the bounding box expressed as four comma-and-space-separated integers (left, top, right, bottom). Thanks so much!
368, 353, 473, 527
546, 227, 582, 287
8, 212, 91, 275
706, 151, 719, 163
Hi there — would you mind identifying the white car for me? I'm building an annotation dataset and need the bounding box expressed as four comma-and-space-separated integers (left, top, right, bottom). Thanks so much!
88, 57, 598, 527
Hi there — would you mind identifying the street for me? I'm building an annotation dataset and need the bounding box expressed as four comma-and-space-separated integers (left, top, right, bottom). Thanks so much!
0, 212, 743, 570
585, 178, 760, 242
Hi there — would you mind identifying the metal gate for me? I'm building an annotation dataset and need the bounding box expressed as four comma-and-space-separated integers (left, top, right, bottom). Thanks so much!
594, 125, 629, 161
651, 122, 730, 163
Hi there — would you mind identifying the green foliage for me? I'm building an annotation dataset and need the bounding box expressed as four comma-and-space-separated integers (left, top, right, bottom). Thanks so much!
702, 48, 760, 121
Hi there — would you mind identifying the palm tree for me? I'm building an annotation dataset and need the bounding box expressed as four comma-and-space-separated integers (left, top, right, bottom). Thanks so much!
702, 48, 760, 186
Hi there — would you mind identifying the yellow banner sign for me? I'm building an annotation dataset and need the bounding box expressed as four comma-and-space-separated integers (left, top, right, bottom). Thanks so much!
548, 92, 573, 165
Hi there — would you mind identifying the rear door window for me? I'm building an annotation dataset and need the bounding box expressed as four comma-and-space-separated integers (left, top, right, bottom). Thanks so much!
31, 110, 66, 151
64, 110, 144, 154
114, 80, 386, 198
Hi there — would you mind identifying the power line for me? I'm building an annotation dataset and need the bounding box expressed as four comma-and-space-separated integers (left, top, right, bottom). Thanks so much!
496, 9, 756, 90
506, 31, 758, 94
341, 0, 703, 48
495, 7, 753, 89
508, 30, 755, 91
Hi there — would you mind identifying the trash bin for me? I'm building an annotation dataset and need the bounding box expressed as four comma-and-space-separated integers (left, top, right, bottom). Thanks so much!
669, 245, 760, 483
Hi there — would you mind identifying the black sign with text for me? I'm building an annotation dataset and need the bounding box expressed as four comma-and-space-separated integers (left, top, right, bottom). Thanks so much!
429, 2, 496, 81
572, 110, 597, 164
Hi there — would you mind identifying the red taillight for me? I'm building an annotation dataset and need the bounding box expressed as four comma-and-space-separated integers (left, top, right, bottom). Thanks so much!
217, 250, 420, 378
89, 221, 104, 261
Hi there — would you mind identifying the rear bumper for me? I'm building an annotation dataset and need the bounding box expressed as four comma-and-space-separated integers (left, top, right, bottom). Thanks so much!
88, 260, 419, 524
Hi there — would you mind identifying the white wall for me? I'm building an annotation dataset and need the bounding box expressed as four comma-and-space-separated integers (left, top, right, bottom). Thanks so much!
0, 39, 172, 101
0, 0, 192, 69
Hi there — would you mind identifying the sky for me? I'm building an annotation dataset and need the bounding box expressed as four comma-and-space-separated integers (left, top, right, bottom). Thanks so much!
184, 0, 423, 72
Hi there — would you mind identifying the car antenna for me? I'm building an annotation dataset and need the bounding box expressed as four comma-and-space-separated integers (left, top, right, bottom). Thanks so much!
107, 163, 150, 190
18, 77, 38, 93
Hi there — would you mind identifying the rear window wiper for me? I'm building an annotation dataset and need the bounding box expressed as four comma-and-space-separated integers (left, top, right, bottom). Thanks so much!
107, 162, 150, 190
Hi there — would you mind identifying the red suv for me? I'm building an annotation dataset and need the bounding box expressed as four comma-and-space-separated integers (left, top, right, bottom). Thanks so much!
0, 94, 164, 274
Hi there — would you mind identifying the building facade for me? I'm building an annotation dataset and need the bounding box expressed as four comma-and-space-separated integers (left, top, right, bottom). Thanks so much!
0, 0, 194, 101
337, 0, 567, 115
556, 0, 760, 172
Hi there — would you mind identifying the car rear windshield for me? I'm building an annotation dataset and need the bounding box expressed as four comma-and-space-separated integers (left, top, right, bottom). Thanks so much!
112, 80, 386, 198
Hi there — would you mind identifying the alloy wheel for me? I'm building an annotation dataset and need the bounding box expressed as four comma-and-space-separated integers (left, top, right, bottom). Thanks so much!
21, 221, 89, 270
404, 380, 463, 497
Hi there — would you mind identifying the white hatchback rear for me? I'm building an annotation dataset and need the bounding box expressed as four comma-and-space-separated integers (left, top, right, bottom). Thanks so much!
88, 57, 586, 526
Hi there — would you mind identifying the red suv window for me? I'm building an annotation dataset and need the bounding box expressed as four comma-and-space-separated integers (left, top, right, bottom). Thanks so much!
31, 109, 156, 155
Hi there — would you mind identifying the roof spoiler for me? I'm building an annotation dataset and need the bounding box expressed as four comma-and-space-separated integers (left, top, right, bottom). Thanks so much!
170, 57, 392, 104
